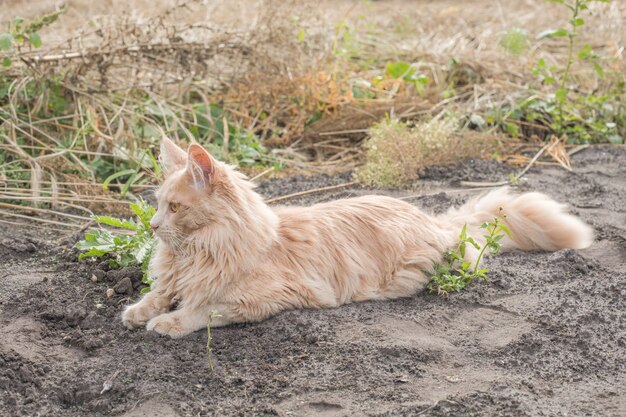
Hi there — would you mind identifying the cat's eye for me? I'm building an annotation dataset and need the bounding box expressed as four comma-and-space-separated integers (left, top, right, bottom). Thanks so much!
169, 202, 180, 213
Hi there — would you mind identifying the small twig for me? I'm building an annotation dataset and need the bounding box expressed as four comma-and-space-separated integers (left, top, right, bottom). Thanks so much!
0, 195, 132, 205
78, 220, 96, 234
317, 128, 369, 136
100, 370, 121, 395
0, 202, 92, 222
249, 167, 274, 183
514, 143, 550, 180
414, 404, 438, 416
0, 209, 83, 228
265, 181, 357, 204
0, 218, 69, 233
567, 143, 590, 156
459, 180, 510, 188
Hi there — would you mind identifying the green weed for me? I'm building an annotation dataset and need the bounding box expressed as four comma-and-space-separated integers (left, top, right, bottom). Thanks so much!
76, 200, 157, 293
488, 0, 624, 143
428, 214, 511, 296
500, 28, 530, 56
372, 61, 429, 94
0, 7, 65, 67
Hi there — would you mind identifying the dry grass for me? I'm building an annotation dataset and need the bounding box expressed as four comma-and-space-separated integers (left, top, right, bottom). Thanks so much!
356, 117, 500, 188
0, 0, 624, 219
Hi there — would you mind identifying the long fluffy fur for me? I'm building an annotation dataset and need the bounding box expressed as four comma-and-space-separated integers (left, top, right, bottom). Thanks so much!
122, 140, 594, 338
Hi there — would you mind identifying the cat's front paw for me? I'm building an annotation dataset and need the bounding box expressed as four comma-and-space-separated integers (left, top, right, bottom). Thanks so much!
122, 304, 150, 329
146, 314, 189, 339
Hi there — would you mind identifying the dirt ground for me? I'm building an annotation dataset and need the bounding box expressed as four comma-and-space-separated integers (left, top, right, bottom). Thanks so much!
1, 146, 625, 417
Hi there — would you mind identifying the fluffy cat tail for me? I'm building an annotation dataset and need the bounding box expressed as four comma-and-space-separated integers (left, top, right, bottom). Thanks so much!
441, 187, 594, 251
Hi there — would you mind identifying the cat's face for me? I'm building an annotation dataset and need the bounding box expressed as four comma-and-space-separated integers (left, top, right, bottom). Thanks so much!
150, 138, 233, 247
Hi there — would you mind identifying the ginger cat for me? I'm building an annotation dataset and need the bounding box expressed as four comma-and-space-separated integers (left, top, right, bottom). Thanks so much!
122, 138, 593, 338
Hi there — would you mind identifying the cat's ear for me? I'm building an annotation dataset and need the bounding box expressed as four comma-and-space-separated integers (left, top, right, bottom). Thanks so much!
186, 144, 216, 189
160, 137, 187, 172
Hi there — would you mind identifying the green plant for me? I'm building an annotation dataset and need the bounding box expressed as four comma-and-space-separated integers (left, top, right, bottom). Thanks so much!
536, 0, 591, 134
500, 28, 530, 56
428, 214, 511, 296
76, 200, 157, 293
484, 0, 623, 144
0, 7, 65, 67
372, 61, 429, 94
528, 0, 621, 143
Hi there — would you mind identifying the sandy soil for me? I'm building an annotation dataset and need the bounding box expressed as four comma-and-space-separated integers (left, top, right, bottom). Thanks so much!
1, 146, 625, 416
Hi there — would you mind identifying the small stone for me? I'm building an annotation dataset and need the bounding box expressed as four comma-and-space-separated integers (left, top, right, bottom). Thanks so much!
92, 269, 106, 281
113, 277, 133, 295
106, 288, 114, 298
95, 303, 104, 309
91, 275, 98, 283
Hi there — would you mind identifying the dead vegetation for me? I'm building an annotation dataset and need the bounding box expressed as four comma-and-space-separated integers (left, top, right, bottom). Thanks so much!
0, 0, 624, 226
356, 117, 500, 188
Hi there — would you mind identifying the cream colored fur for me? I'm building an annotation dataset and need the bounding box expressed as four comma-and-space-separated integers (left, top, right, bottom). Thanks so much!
122, 138, 594, 338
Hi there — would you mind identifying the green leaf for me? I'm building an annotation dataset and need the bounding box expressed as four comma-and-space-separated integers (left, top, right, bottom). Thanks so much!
385, 61, 414, 79
2, 57, 11, 68
505, 122, 519, 137
130, 200, 156, 229
536, 58, 546, 69
78, 249, 107, 259
537, 28, 569, 39
103, 169, 137, 192
12, 17, 24, 30
0, 33, 13, 51
592, 62, 604, 79
146, 150, 161, 177
573, 18, 584, 27
555, 88, 568, 103
134, 237, 156, 264
459, 224, 467, 240
297, 28, 305, 44
93, 215, 138, 230
577, 44, 592, 60
121, 171, 144, 197
29, 32, 42, 48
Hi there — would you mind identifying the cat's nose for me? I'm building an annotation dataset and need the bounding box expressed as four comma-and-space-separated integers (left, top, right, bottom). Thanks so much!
150, 223, 159, 231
